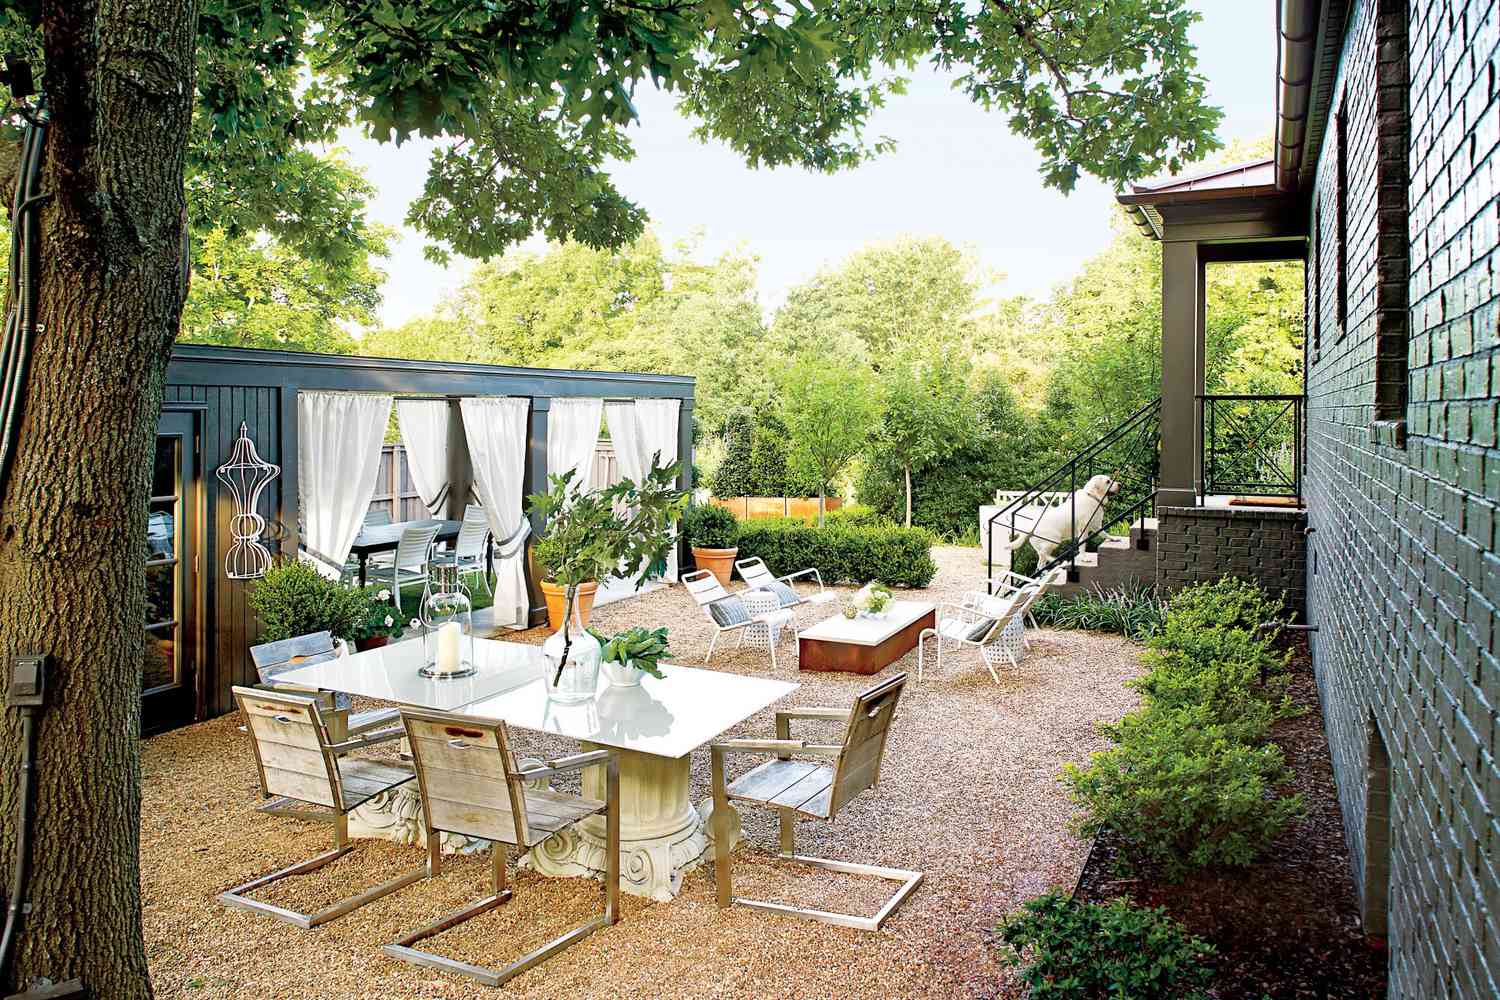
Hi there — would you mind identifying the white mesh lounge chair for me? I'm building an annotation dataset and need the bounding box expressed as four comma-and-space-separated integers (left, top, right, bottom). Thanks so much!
709, 673, 922, 931
917, 583, 1043, 683
964, 567, 1066, 634
449, 503, 493, 595
733, 557, 838, 619
684, 569, 797, 668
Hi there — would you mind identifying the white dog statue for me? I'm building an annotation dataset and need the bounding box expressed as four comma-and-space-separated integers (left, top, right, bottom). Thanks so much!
1013, 474, 1121, 568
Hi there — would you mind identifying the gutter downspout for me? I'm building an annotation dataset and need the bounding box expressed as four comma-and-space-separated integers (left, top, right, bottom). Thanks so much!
1275, 0, 1321, 192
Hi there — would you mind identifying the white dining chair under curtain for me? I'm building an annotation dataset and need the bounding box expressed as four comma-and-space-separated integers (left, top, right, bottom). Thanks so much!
396, 399, 451, 516
460, 397, 531, 627
635, 398, 682, 581
546, 397, 604, 496
298, 392, 393, 578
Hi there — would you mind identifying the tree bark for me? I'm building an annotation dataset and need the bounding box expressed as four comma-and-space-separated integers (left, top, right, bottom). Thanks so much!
0, 2, 197, 996
903, 464, 912, 529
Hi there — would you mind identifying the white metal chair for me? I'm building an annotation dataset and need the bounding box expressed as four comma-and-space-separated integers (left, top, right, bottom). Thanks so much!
220, 687, 427, 928
964, 567, 1067, 633
391, 522, 441, 612
709, 673, 922, 931
733, 557, 838, 623
449, 503, 493, 595
685, 569, 797, 666
917, 583, 1043, 683
383, 709, 620, 988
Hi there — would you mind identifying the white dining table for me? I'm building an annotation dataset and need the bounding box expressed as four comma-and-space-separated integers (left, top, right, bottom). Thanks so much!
275, 635, 798, 901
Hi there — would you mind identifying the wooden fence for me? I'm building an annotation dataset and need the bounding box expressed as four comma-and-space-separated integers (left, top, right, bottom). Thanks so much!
712, 496, 843, 522
369, 444, 429, 522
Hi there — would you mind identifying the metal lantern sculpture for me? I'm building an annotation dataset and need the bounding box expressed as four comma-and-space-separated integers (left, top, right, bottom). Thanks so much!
420, 566, 476, 679
216, 422, 281, 580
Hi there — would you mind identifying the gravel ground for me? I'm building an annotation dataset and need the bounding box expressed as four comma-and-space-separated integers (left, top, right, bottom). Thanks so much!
142, 546, 1142, 999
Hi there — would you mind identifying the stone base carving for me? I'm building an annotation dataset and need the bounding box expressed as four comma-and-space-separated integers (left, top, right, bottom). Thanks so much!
521, 745, 742, 901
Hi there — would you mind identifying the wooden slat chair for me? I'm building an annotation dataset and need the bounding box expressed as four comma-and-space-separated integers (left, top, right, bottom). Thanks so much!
916, 583, 1042, 683
709, 673, 922, 931
383, 709, 620, 988
220, 687, 427, 928
733, 557, 838, 621
249, 632, 401, 822
684, 569, 797, 663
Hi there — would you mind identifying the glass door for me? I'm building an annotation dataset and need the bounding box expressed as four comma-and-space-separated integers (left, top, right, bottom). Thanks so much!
144, 410, 200, 733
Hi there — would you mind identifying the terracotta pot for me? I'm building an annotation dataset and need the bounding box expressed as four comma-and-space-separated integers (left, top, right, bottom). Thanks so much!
539, 580, 598, 634
353, 635, 390, 652
692, 546, 738, 588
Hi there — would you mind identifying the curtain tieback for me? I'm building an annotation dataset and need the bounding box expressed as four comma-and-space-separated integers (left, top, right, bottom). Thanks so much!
493, 519, 531, 559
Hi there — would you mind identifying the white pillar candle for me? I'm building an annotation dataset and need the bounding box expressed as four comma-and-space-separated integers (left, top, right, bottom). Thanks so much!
437, 621, 462, 673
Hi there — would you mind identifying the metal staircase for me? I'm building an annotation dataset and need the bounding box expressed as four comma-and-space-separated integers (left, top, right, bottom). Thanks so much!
984, 398, 1161, 591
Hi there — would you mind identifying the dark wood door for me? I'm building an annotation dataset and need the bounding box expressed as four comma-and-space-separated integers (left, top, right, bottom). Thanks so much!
143, 410, 201, 733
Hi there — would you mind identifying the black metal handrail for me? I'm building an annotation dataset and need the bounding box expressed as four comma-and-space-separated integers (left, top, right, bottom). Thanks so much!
1197, 394, 1303, 501
985, 397, 1161, 590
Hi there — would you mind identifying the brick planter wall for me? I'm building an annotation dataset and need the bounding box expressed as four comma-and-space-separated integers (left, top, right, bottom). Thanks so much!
1155, 506, 1308, 617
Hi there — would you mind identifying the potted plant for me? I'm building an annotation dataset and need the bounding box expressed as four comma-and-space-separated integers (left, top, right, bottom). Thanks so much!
534, 534, 597, 632
683, 501, 739, 587
352, 587, 406, 651
527, 460, 688, 700
248, 560, 368, 644
589, 625, 672, 687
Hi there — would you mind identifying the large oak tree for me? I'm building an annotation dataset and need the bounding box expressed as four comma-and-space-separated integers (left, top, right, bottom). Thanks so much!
0, 0, 1220, 993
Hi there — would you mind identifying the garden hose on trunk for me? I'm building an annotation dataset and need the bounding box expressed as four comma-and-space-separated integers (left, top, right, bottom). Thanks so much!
0, 106, 49, 499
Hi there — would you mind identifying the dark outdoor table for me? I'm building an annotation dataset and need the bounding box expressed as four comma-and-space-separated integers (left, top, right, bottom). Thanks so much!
348, 518, 462, 587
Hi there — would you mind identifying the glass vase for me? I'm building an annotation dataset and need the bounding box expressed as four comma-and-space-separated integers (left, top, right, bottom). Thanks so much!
542, 593, 601, 704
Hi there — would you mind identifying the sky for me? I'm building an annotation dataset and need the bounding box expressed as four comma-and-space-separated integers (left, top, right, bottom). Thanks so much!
341, 2, 1280, 329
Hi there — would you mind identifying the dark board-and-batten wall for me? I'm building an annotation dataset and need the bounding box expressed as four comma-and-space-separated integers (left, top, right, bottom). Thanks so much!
165, 344, 695, 722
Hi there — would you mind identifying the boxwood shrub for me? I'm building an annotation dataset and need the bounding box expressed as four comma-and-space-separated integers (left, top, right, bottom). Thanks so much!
734, 517, 936, 588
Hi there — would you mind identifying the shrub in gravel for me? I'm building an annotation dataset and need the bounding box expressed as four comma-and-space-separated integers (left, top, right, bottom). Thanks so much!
1066, 704, 1304, 876
1030, 584, 1167, 641
1158, 575, 1287, 635
734, 518, 937, 588
997, 891, 1215, 1000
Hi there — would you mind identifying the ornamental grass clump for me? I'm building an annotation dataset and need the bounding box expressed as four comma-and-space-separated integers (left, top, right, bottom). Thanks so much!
997, 891, 1214, 1000
1063, 577, 1304, 878
1030, 583, 1167, 640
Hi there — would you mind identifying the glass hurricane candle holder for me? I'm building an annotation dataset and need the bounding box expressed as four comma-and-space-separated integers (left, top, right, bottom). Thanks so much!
420, 569, 476, 679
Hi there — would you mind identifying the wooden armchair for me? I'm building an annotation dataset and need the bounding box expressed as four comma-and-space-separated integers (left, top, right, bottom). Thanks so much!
382, 709, 621, 988
709, 673, 921, 931
219, 687, 427, 928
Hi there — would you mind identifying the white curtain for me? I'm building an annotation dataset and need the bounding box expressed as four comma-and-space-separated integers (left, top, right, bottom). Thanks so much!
396, 399, 451, 515
547, 397, 604, 495
461, 397, 531, 627
604, 401, 646, 486
635, 398, 682, 581
298, 392, 392, 577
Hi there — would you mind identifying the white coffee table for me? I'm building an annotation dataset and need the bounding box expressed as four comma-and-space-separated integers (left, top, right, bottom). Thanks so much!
797, 599, 937, 674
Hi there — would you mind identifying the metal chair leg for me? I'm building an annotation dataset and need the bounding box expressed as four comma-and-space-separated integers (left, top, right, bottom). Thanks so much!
706, 629, 720, 661
711, 747, 733, 908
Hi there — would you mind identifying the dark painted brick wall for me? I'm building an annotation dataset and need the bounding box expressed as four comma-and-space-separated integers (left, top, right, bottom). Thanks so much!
1157, 507, 1308, 616
1305, 0, 1500, 996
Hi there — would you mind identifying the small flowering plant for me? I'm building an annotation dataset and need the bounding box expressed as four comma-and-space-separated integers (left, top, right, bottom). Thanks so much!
843, 582, 894, 620
353, 587, 405, 640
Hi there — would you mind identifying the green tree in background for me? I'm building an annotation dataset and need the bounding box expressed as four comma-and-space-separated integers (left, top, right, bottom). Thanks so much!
779, 355, 883, 523
876, 353, 973, 527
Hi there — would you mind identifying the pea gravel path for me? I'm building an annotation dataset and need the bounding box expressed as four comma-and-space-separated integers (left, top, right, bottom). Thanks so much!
142, 546, 1142, 999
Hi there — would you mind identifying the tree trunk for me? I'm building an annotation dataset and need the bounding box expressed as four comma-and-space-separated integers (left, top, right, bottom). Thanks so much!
817, 486, 825, 526
0, 3, 197, 996
903, 464, 912, 529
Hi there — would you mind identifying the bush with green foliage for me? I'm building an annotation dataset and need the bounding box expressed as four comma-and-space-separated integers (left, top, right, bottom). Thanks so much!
1063, 578, 1304, 878
710, 408, 821, 497
711, 410, 757, 498
997, 891, 1214, 1000
1066, 705, 1303, 875
249, 561, 369, 643
821, 503, 893, 529
1030, 584, 1167, 641
682, 502, 740, 550
734, 518, 936, 588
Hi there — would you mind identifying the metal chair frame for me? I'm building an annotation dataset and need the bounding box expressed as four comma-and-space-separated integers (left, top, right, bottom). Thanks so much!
219, 687, 427, 928
684, 569, 796, 665
391, 522, 442, 613
917, 584, 1042, 683
709, 674, 922, 931
450, 503, 494, 595
383, 709, 621, 988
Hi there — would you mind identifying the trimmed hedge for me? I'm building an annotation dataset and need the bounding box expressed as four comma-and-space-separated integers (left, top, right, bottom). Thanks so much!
734, 517, 936, 589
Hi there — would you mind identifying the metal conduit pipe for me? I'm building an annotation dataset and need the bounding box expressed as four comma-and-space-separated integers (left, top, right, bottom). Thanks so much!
0, 107, 48, 498
1275, 0, 1321, 191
